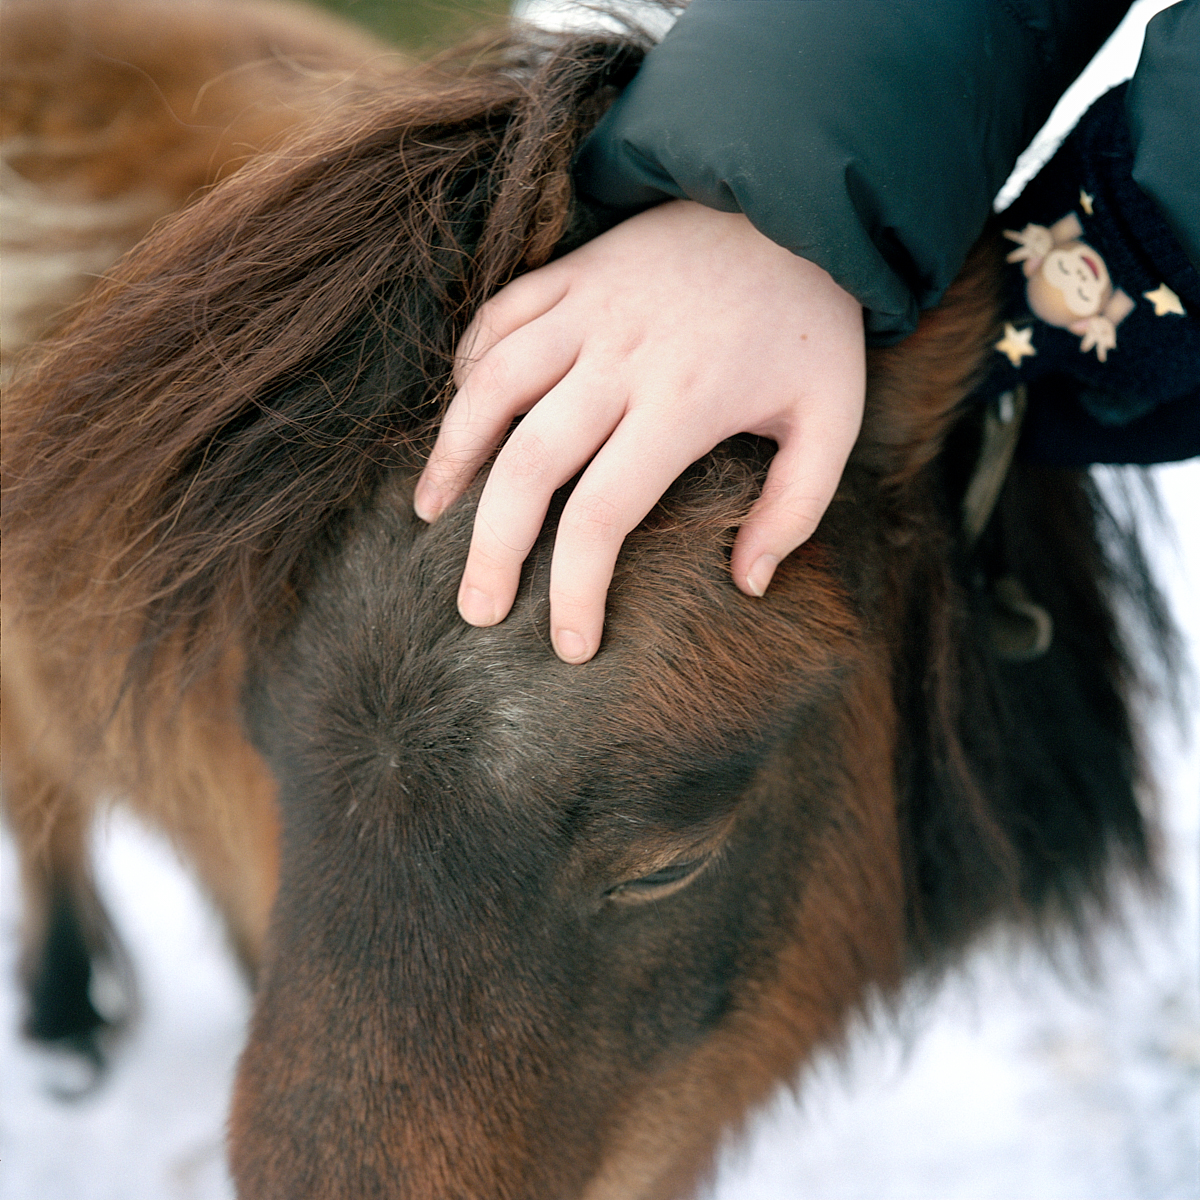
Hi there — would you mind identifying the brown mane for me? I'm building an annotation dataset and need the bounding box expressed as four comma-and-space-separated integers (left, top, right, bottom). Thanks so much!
3, 26, 642, 691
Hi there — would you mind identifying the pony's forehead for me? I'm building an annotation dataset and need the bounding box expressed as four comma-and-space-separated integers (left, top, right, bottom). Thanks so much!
262, 464, 843, 830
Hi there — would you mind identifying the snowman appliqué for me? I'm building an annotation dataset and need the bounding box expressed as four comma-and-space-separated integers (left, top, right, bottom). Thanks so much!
1000, 212, 1134, 364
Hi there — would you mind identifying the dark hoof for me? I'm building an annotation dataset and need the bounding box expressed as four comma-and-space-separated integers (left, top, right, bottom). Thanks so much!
21, 883, 136, 1097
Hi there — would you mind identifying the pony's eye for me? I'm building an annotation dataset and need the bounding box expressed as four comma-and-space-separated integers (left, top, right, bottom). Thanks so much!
606, 858, 709, 904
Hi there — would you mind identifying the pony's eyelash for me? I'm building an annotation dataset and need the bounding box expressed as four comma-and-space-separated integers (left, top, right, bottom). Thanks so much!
606, 858, 709, 904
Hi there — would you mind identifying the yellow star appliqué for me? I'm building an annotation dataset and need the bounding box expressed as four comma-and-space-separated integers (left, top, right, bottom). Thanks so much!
995, 323, 1037, 366
1143, 282, 1185, 317
1079, 190, 1094, 216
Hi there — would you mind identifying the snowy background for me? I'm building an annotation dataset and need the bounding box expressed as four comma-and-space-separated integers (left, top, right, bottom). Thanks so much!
2, 4, 1196, 1198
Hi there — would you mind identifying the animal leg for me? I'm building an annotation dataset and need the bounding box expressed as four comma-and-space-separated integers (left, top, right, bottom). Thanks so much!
116, 652, 283, 983
150, 776, 280, 985
1, 698, 135, 1094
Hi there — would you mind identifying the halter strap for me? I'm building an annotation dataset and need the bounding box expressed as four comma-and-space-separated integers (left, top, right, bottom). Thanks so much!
960, 384, 1054, 662
962, 385, 1026, 546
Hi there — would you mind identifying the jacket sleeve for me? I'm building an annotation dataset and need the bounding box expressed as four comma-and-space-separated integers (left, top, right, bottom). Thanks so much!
574, 0, 1131, 344
1127, 0, 1200, 272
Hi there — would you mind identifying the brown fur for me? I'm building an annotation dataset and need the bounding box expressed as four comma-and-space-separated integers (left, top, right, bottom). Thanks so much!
1, 0, 401, 994
2, 5, 1160, 1197
1, 0, 396, 361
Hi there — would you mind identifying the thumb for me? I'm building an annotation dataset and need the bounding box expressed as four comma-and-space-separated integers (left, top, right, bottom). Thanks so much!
730, 431, 855, 598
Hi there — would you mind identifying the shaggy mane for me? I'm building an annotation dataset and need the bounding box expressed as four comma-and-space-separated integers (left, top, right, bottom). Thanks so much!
3, 27, 646, 686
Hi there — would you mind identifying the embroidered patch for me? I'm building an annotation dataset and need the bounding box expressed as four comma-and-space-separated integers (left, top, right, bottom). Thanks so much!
1004, 213, 1134, 363
1143, 282, 1185, 317
974, 84, 1199, 466
995, 323, 1036, 367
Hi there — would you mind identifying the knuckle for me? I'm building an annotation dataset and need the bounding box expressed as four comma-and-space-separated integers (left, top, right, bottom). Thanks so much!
467, 348, 516, 399
779, 498, 827, 540
497, 429, 555, 486
611, 326, 647, 360
548, 570, 606, 630
562, 491, 624, 543
550, 594, 596, 635
471, 515, 534, 567
757, 488, 828, 543
429, 430, 493, 483
455, 327, 501, 384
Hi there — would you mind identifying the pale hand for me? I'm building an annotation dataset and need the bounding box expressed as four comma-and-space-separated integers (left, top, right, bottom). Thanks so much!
414, 199, 866, 664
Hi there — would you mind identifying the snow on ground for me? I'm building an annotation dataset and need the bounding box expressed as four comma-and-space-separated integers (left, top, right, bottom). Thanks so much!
2, 4, 1197, 1196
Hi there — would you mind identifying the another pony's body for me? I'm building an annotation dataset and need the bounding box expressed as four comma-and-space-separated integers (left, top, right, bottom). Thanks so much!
1, 4, 1169, 1197
2, 0, 401, 1023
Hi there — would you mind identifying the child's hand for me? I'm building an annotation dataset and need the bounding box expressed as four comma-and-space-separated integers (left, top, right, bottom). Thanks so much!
414, 199, 865, 664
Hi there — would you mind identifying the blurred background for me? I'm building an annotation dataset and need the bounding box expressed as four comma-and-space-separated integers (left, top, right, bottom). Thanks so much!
1, 2, 1197, 1198
300, 0, 509, 49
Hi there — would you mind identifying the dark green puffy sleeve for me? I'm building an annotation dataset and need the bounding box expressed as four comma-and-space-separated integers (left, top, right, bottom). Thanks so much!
1127, 0, 1200, 271
574, 0, 1131, 343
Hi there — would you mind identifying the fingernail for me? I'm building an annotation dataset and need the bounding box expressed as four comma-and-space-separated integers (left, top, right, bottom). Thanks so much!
458, 586, 498, 627
746, 554, 779, 598
554, 629, 590, 663
413, 481, 441, 523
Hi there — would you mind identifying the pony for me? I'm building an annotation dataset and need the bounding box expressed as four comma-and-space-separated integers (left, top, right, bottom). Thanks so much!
1, 1, 1172, 1196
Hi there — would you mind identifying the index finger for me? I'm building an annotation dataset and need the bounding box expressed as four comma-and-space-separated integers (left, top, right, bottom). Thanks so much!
416, 313, 580, 521
454, 265, 570, 387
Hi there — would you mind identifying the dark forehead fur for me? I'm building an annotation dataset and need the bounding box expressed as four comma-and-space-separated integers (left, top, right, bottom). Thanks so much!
248, 447, 861, 848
